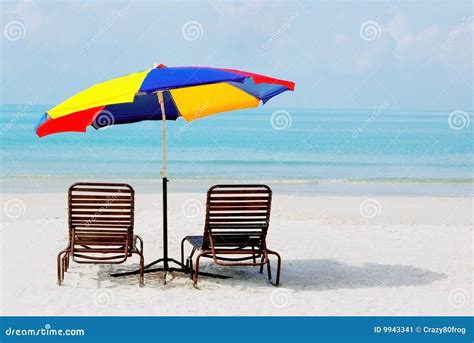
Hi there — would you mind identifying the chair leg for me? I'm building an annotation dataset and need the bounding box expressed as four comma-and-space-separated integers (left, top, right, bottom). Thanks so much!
63, 251, 70, 273
193, 252, 206, 287
139, 255, 145, 287
57, 249, 68, 285
61, 250, 69, 284
133, 251, 145, 287
266, 258, 272, 281
180, 237, 187, 266
187, 257, 193, 279
182, 238, 199, 277
64, 252, 70, 271
57, 254, 62, 285
131, 237, 145, 287
187, 247, 197, 276
259, 255, 265, 274
267, 250, 281, 286
62, 255, 67, 276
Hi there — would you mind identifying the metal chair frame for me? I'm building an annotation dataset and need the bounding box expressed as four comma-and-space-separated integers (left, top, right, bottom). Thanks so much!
57, 182, 144, 286
181, 184, 281, 286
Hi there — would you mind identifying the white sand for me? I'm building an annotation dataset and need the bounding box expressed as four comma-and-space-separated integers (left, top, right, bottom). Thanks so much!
1, 192, 472, 316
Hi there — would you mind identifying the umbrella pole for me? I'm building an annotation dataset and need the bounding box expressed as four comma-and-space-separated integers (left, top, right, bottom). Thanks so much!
157, 91, 169, 274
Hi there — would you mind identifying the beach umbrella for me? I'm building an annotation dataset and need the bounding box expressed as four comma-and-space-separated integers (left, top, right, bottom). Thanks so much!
35, 64, 295, 277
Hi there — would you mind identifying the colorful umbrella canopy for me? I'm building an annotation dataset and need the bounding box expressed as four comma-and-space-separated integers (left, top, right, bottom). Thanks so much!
35, 65, 295, 137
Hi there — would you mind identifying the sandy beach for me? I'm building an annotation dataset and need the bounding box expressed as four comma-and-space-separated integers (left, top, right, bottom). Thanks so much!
1, 191, 472, 316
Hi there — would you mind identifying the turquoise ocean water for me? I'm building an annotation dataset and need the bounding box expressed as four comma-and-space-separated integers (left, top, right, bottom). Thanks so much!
1, 104, 472, 194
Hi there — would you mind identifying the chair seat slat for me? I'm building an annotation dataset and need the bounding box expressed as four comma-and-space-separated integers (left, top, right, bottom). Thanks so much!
71, 187, 133, 193
71, 210, 131, 215
71, 204, 133, 212
209, 224, 267, 228
210, 189, 270, 194
209, 196, 269, 201
70, 195, 131, 200
208, 219, 268, 223
71, 199, 132, 204
73, 248, 127, 253
71, 216, 131, 222
208, 201, 269, 207
206, 212, 267, 220
209, 206, 268, 211
73, 224, 130, 228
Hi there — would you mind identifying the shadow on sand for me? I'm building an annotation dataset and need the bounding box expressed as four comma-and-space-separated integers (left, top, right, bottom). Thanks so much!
102, 258, 446, 291
271, 259, 447, 291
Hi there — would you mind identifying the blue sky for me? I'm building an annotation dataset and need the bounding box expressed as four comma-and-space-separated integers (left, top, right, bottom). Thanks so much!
1, 0, 472, 111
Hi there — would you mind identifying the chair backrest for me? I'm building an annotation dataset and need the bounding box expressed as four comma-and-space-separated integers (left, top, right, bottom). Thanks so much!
68, 182, 135, 263
203, 184, 272, 251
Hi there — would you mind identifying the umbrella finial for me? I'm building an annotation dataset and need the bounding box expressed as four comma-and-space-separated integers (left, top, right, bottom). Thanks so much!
153, 63, 167, 69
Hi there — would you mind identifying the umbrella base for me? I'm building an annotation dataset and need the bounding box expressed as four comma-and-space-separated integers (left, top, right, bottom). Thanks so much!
110, 256, 231, 281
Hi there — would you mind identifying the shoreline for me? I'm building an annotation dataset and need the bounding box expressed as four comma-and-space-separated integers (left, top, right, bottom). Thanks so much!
1, 177, 472, 196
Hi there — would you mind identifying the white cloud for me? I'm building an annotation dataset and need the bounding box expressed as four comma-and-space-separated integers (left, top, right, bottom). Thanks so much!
385, 14, 441, 64
16, 0, 42, 32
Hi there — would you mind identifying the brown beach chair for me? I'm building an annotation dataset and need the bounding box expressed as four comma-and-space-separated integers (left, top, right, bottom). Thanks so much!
181, 184, 281, 286
57, 182, 144, 286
